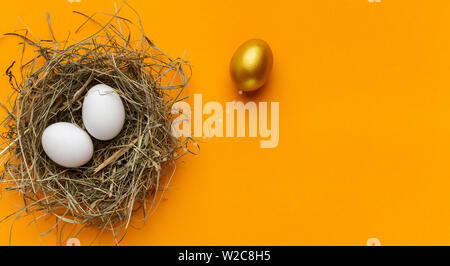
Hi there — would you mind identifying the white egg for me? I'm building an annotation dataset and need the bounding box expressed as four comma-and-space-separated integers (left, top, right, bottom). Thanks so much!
82, 84, 125, 141
41, 122, 94, 168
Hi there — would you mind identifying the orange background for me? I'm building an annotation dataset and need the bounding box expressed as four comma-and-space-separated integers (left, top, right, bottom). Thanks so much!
1, 0, 450, 245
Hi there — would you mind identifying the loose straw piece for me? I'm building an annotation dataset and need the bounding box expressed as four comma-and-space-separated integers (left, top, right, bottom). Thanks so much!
94, 138, 138, 173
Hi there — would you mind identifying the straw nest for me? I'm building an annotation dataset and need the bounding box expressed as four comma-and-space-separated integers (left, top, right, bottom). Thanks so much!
0, 7, 194, 244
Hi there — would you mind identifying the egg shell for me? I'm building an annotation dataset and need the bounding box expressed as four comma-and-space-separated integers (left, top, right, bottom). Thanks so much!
41, 122, 94, 168
82, 84, 125, 141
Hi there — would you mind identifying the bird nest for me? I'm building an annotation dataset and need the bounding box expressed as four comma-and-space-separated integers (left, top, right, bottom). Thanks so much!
0, 7, 194, 244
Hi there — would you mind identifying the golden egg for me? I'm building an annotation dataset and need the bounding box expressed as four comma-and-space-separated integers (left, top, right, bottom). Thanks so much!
230, 39, 273, 92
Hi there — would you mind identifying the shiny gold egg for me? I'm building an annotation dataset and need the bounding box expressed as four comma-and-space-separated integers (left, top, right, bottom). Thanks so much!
230, 39, 273, 92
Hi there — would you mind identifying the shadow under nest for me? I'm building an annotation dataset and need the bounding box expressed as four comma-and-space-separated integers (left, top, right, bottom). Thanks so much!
0, 9, 195, 244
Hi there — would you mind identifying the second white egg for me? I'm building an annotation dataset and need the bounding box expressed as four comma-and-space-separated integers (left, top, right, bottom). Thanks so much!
82, 84, 125, 141
42, 122, 94, 168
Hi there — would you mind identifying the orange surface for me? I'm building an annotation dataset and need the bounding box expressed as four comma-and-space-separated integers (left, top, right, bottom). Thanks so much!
1, 0, 450, 246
